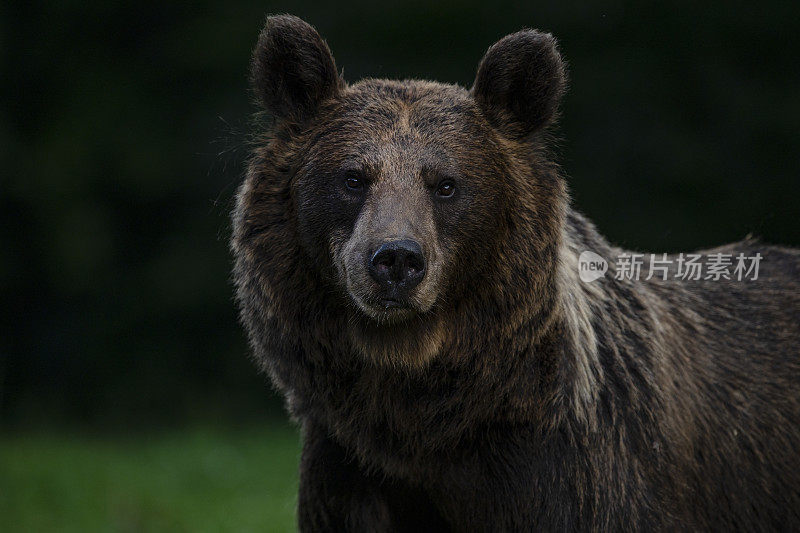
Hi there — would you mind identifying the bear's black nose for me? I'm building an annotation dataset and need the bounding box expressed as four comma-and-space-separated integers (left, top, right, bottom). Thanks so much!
369, 240, 426, 291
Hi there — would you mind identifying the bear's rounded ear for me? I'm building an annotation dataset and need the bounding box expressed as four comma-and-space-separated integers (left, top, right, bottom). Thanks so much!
472, 30, 567, 139
250, 15, 343, 123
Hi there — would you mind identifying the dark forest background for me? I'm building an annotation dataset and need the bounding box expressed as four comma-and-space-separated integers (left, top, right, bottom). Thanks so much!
3, 1, 800, 432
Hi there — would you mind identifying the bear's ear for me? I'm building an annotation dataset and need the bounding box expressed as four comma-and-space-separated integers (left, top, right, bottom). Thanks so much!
472, 30, 567, 139
250, 15, 342, 123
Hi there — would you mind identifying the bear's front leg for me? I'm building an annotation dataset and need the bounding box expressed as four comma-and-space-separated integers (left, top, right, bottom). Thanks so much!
297, 422, 449, 532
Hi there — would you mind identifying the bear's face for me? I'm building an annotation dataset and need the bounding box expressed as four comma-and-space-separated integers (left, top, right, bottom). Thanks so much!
293, 82, 508, 323
239, 15, 567, 366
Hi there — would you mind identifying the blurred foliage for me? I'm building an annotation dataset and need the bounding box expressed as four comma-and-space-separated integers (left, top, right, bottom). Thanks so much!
0, 424, 300, 531
1, 1, 799, 428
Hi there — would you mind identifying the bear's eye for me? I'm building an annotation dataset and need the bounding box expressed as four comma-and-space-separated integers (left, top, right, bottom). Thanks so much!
344, 176, 364, 191
435, 180, 456, 198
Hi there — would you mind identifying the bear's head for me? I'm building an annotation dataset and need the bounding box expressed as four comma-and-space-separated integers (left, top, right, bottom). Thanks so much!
234, 15, 568, 369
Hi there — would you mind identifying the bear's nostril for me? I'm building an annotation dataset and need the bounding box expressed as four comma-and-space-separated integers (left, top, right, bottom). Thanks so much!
375, 261, 391, 276
368, 239, 426, 292
406, 255, 424, 274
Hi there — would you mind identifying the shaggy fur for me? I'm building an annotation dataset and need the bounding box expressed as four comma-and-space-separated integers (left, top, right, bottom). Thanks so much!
232, 15, 800, 531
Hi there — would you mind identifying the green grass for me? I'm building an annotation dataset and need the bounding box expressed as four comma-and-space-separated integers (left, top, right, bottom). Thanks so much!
0, 424, 301, 532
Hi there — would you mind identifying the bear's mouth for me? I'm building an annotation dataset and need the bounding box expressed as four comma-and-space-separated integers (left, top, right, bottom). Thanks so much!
365, 294, 416, 315
379, 297, 406, 309
348, 290, 420, 323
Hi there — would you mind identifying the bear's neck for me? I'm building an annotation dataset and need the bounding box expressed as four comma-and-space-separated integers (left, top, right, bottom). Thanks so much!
549, 208, 676, 433
550, 209, 615, 428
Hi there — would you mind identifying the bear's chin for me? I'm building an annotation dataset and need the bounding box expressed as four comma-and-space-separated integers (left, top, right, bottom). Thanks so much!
347, 309, 446, 368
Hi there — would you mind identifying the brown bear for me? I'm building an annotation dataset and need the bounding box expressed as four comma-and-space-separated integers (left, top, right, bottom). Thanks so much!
231, 15, 800, 532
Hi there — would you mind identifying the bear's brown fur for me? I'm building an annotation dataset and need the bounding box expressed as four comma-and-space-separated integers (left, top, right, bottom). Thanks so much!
232, 15, 800, 531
